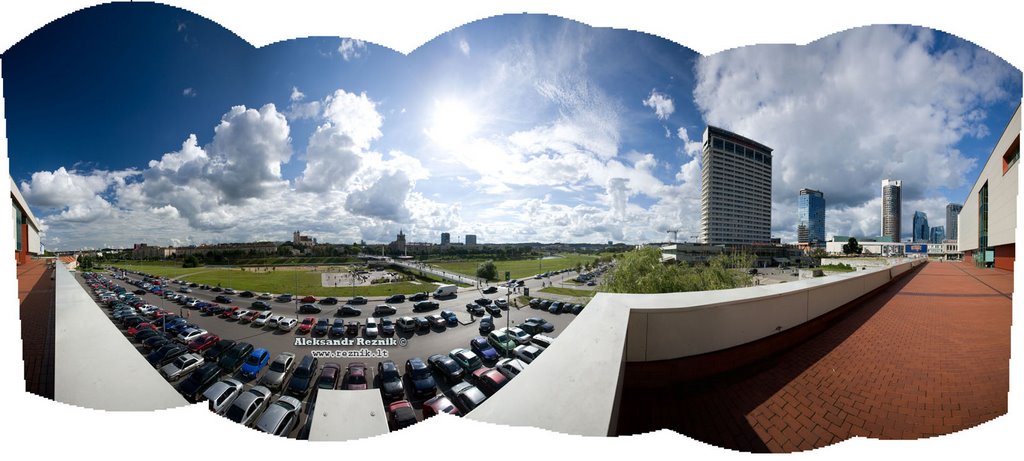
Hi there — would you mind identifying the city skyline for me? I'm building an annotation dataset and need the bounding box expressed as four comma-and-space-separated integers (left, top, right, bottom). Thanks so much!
3, 5, 1021, 251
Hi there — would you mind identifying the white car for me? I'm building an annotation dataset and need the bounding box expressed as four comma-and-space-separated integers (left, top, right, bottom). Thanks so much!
530, 334, 555, 350
159, 353, 204, 381
223, 385, 272, 427
267, 315, 286, 329
495, 358, 529, 380
186, 299, 201, 308
253, 311, 274, 327
508, 327, 532, 346
277, 317, 298, 332
204, 378, 245, 415
139, 305, 159, 316
513, 344, 544, 364
176, 328, 208, 344
364, 317, 378, 338
231, 309, 251, 320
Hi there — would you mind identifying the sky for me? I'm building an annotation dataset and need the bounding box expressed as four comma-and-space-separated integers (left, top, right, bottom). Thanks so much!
2, 3, 1021, 251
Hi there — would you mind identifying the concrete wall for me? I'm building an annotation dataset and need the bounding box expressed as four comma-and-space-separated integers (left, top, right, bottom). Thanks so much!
959, 104, 1020, 252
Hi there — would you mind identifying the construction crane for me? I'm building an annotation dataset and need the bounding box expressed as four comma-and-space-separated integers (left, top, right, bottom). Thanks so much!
666, 229, 680, 244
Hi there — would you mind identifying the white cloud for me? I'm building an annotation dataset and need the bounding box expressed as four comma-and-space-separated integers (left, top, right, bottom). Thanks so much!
290, 86, 305, 102
20, 167, 111, 208
344, 171, 413, 222
459, 38, 470, 56
182, 87, 197, 97
338, 38, 366, 61
676, 127, 703, 158
643, 89, 674, 120
295, 89, 383, 193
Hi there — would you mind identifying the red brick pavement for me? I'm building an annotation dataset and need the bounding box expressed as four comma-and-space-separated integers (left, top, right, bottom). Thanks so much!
18, 258, 55, 399
616, 261, 1011, 452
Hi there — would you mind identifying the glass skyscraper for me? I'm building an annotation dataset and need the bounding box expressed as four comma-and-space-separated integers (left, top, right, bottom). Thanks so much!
913, 211, 930, 242
946, 203, 963, 241
797, 188, 825, 247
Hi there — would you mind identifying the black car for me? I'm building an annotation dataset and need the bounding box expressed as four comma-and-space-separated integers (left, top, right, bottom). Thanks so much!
479, 315, 494, 334
428, 354, 464, 384
134, 329, 161, 342
404, 358, 437, 398
337, 305, 362, 317
377, 360, 405, 402
133, 289, 147, 295
329, 319, 346, 337
482, 286, 498, 294
218, 342, 254, 372
143, 336, 172, 351
147, 344, 187, 367
203, 339, 236, 361
312, 319, 330, 336
319, 297, 339, 305
239, 291, 255, 298
412, 301, 439, 312
299, 304, 322, 314
474, 297, 492, 306
345, 321, 360, 336
347, 296, 368, 305
177, 363, 223, 402
466, 304, 485, 317
485, 304, 502, 316
286, 355, 318, 398
414, 316, 430, 331
385, 294, 405, 303
211, 286, 223, 292
214, 295, 232, 304
408, 293, 429, 302
251, 300, 271, 310
373, 305, 397, 317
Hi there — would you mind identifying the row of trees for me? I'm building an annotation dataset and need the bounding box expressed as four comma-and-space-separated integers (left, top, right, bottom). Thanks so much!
600, 246, 755, 294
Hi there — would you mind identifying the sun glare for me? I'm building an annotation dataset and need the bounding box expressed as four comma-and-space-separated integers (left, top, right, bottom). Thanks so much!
427, 99, 479, 147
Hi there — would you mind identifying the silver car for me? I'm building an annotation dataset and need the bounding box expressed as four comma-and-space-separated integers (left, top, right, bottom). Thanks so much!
259, 352, 296, 391
159, 353, 204, 381
203, 378, 245, 415
223, 385, 272, 427
254, 395, 303, 436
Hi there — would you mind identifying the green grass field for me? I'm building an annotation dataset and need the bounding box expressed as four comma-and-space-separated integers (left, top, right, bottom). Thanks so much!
113, 262, 439, 298
428, 254, 598, 281
538, 286, 596, 298
819, 263, 857, 272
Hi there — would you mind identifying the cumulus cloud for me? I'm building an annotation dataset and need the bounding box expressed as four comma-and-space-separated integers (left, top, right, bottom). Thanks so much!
344, 171, 413, 222
339, 38, 366, 61
295, 90, 383, 193
676, 127, 703, 158
643, 89, 675, 120
182, 87, 197, 97
459, 39, 471, 56
20, 167, 111, 208
290, 86, 305, 102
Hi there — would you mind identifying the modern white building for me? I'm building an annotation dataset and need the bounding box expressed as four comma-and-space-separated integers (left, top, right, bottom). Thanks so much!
11, 177, 42, 263
699, 126, 773, 245
959, 103, 1020, 270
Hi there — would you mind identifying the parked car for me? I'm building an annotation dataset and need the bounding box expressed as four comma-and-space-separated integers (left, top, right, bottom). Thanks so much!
520, 317, 555, 335
396, 316, 417, 333
479, 315, 494, 334
298, 304, 321, 314
379, 317, 396, 336
531, 334, 555, 350
387, 400, 418, 431
176, 328, 208, 345
342, 362, 369, 390
329, 319, 346, 337
345, 321, 361, 336
240, 348, 271, 379
514, 344, 544, 364
312, 318, 330, 336
240, 310, 260, 323
364, 317, 379, 338
440, 310, 458, 326
204, 339, 236, 362
470, 336, 500, 362
231, 309, 251, 320
204, 377, 245, 414
256, 293, 273, 300
475, 297, 492, 306
223, 385, 272, 427
214, 295, 232, 304
404, 357, 437, 398
449, 382, 488, 414
219, 306, 239, 318
143, 336, 172, 352
482, 286, 498, 294
413, 301, 439, 312
422, 394, 461, 418
259, 352, 296, 391
337, 305, 362, 317
408, 293, 429, 302
373, 304, 397, 317
239, 291, 255, 298
495, 358, 528, 380
470, 367, 508, 396
255, 395, 302, 436
494, 299, 509, 309
160, 353, 205, 381
316, 363, 342, 393
218, 342, 254, 373
318, 297, 339, 305
429, 353, 466, 384
278, 317, 298, 332
187, 333, 220, 353
487, 328, 518, 355
425, 314, 447, 329
347, 296, 368, 305
385, 294, 405, 303
275, 294, 293, 303
450, 348, 483, 373
178, 363, 224, 402
507, 327, 532, 346
147, 343, 187, 367
300, 295, 317, 304
414, 316, 430, 331
253, 311, 274, 327
377, 360, 405, 402
285, 355, 318, 398
297, 317, 317, 334
466, 304, 485, 317
485, 304, 502, 316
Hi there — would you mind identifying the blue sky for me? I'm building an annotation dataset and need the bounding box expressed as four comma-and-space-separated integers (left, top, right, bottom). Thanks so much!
2, 3, 1020, 250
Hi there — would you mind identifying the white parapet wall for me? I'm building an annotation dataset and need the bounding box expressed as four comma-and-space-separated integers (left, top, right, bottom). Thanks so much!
470, 259, 924, 436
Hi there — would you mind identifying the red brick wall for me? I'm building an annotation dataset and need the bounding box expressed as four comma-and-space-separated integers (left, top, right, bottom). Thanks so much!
994, 243, 1014, 271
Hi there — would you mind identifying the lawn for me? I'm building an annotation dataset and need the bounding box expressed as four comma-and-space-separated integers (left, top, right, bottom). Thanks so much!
538, 286, 596, 298
112, 262, 440, 298
819, 263, 857, 272
429, 254, 598, 281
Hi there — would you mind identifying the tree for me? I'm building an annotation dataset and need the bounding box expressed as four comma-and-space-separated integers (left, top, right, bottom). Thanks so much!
601, 246, 753, 294
810, 248, 828, 259
842, 237, 863, 255
476, 260, 498, 281
182, 255, 200, 268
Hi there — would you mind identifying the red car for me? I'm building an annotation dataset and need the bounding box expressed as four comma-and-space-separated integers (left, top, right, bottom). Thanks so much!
219, 306, 239, 318
300, 295, 317, 304
387, 400, 418, 430
342, 362, 368, 390
422, 395, 460, 418
240, 311, 260, 323
187, 333, 220, 352
127, 322, 156, 336
470, 367, 508, 396
297, 317, 317, 334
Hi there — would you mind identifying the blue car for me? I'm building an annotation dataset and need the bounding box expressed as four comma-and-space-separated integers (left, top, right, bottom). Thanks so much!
404, 358, 437, 398
440, 310, 459, 326
470, 336, 499, 362
240, 348, 270, 379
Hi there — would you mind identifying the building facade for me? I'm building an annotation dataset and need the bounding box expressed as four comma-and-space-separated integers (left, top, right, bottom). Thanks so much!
912, 211, 929, 242
945, 203, 962, 240
440, 232, 450, 245
465, 234, 477, 245
293, 231, 317, 247
797, 188, 825, 247
930, 226, 945, 244
880, 179, 902, 242
959, 104, 1020, 270
11, 177, 42, 263
699, 126, 773, 245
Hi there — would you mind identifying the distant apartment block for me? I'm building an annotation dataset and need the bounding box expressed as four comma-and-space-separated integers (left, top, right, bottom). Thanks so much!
945, 203, 962, 240
465, 234, 477, 246
880, 179, 902, 242
912, 211, 929, 242
797, 188, 825, 247
440, 232, 450, 245
699, 126, 773, 245
960, 103, 1020, 270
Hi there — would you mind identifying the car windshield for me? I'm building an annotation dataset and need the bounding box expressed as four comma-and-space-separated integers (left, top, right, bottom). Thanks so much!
270, 361, 286, 372
224, 404, 246, 423
349, 374, 366, 385
246, 353, 262, 365
317, 375, 334, 388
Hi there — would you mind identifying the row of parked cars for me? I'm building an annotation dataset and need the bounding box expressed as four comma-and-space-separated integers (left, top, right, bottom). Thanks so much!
528, 298, 587, 315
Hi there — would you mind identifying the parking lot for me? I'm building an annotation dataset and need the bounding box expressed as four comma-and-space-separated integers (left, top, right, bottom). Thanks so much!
78, 265, 587, 438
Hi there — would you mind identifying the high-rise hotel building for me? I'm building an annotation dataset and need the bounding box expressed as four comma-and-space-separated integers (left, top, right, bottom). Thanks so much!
699, 126, 773, 245
797, 188, 826, 247
881, 179, 902, 242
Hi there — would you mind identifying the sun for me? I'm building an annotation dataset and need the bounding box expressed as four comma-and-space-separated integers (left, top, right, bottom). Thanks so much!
426, 99, 479, 147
